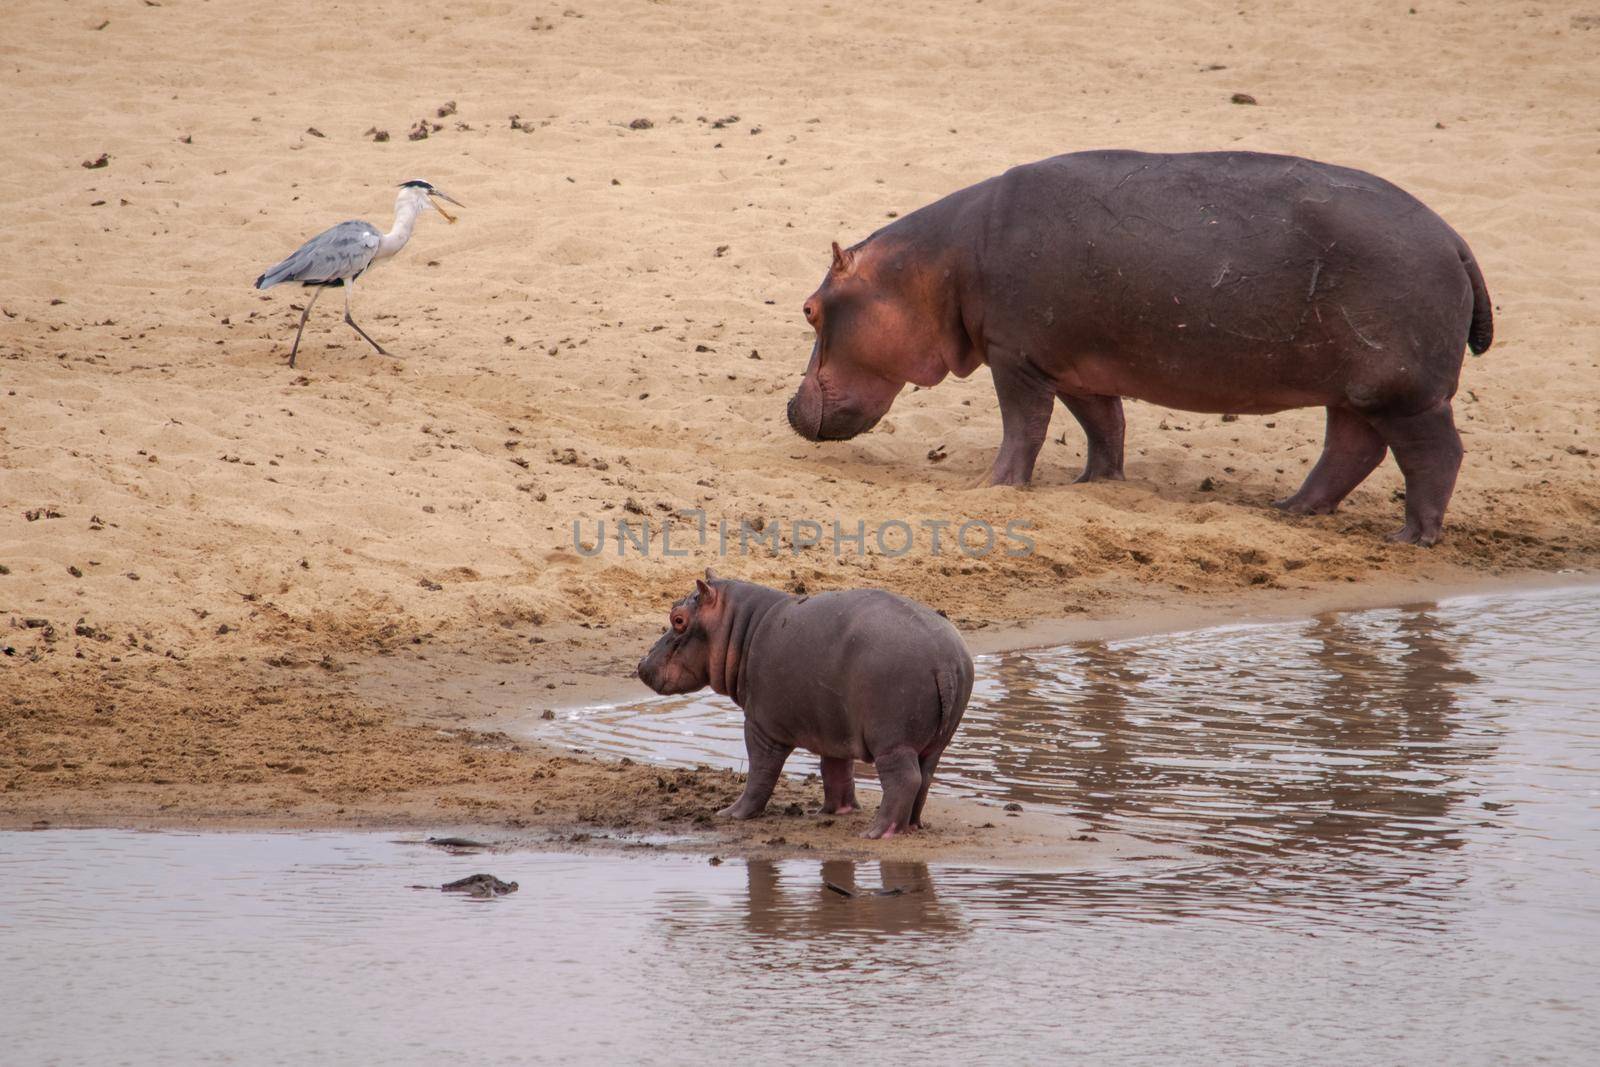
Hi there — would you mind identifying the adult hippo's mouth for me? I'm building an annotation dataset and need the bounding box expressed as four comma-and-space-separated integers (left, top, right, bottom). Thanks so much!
786, 375, 889, 441
786, 388, 832, 440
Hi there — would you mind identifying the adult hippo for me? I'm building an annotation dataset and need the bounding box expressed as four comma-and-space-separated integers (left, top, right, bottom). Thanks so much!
636, 572, 973, 839
785, 150, 1494, 545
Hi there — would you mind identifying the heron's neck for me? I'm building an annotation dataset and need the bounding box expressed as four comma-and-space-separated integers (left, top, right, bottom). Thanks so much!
376, 197, 424, 259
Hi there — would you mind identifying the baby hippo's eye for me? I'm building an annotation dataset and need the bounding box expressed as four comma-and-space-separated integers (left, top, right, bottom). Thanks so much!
671, 613, 687, 633
803, 301, 818, 324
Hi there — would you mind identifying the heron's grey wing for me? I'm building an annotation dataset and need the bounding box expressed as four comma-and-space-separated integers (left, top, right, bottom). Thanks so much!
254, 220, 381, 289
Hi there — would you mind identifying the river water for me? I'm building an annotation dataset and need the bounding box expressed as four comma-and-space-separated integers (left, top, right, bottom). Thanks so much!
2, 585, 1597, 1063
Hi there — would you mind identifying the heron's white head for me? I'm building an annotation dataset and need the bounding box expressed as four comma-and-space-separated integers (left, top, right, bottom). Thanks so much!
397, 179, 464, 224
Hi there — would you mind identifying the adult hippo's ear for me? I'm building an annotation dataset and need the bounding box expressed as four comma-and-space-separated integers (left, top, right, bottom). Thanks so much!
695, 577, 719, 607
830, 241, 854, 275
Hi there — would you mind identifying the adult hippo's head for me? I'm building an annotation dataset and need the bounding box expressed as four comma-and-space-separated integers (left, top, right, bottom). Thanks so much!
786, 239, 979, 442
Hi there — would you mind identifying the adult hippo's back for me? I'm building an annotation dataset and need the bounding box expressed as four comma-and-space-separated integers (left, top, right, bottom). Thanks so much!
786, 150, 1493, 545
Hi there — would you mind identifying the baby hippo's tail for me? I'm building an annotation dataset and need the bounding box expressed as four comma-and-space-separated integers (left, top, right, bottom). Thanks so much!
933, 653, 975, 746
1460, 241, 1493, 356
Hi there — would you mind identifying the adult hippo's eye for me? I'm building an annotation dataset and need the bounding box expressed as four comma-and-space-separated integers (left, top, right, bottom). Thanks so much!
671, 613, 687, 633
803, 301, 818, 324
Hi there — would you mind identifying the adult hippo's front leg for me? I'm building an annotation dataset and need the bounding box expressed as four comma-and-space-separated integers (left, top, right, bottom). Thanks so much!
1059, 393, 1127, 483
985, 356, 1056, 486
719, 718, 794, 820
987, 358, 1129, 486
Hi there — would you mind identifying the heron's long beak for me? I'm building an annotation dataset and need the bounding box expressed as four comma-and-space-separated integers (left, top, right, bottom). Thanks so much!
429, 189, 464, 224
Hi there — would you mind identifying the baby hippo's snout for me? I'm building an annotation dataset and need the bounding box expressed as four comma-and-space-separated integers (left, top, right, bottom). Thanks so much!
635, 627, 711, 697
635, 640, 667, 691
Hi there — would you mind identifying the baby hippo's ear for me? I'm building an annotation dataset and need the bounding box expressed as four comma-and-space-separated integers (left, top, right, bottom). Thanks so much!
695, 577, 718, 607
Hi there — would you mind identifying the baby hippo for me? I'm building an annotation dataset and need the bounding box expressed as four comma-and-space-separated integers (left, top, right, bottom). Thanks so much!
636, 571, 973, 839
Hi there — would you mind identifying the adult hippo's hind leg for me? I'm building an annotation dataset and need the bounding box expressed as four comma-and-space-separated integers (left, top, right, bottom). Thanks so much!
820, 756, 859, 815
1059, 394, 1127, 482
1273, 406, 1388, 515
718, 720, 794, 820
864, 746, 923, 839
1366, 399, 1464, 546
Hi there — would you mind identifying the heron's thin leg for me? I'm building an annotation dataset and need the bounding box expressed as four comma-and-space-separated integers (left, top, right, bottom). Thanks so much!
342, 282, 389, 356
287, 286, 326, 369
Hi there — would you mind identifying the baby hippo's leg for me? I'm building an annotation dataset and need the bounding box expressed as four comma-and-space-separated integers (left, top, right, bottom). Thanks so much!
820, 756, 859, 814
719, 720, 793, 820
910, 747, 946, 829
864, 746, 923, 839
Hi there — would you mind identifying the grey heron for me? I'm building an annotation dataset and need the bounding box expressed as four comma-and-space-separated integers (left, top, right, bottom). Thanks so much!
253, 179, 464, 368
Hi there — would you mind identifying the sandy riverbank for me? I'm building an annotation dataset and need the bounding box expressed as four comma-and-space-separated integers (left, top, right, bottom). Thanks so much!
3, 1, 1597, 858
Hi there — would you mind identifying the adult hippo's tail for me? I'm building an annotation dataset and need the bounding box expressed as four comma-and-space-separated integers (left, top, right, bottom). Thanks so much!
1461, 240, 1494, 355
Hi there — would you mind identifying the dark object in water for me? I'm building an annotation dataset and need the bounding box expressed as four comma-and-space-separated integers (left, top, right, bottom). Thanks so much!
426, 836, 488, 849
436, 873, 519, 897
824, 881, 909, 899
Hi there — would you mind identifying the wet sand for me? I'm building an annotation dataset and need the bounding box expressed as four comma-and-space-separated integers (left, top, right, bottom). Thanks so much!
3, 1, 1598, 856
